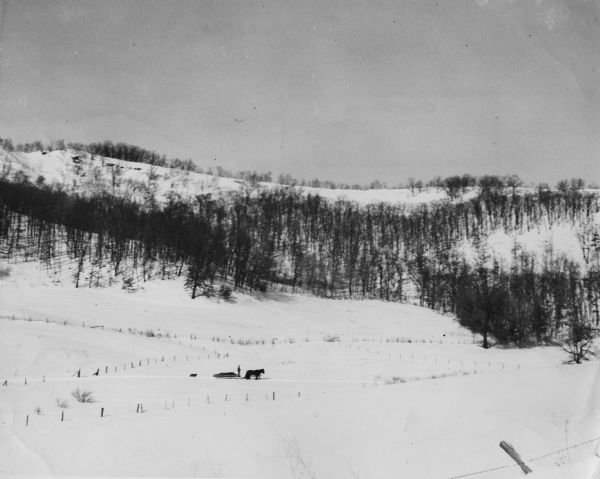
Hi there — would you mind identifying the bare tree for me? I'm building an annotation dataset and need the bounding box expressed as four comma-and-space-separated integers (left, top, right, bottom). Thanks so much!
562, 319, 594, 364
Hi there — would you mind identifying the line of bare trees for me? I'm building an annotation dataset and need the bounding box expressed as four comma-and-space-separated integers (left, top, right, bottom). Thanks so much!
0, 176, 598, 348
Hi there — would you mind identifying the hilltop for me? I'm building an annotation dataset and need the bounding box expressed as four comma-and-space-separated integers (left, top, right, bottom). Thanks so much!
2, 146, 597, 266
1, 146, 467, 207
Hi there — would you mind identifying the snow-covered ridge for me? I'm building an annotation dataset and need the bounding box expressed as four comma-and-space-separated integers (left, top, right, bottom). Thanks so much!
3, 147, 599, 208
1, 147, 478, 207
1, 147, 599, 271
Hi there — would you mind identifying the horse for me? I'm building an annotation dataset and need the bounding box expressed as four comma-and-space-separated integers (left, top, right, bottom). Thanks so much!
244, 369, 265, 380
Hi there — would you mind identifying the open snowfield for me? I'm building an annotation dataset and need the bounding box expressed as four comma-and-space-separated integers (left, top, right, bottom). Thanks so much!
1, 261, 599, 479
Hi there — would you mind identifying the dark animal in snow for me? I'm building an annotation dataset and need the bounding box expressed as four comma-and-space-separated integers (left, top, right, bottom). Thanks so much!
244, 369, 265, 380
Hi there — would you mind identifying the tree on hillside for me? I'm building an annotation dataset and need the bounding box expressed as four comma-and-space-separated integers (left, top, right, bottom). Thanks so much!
455, 237, 510, 348
443, 175, 463, 199
562, 263, 596, 363
505, 174, 522, 195
563, 315, 594, 364
456, 265, 509, 349
0, 137, 15, 151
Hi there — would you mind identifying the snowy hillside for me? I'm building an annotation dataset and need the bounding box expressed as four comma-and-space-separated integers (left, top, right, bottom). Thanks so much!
1, 148, 599, 478
1, 145, 599, 347
0, 264, 599, 479
2, 147, 598, 272
0, 147, 458, 207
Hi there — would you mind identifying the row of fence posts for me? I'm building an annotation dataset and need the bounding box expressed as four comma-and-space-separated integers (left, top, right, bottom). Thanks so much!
8, 316, 473, 347
3, 352, 519, 390
24, 390, 300, 426
7, 315, 211, 349
4, 360, 519, 390
3, 349, 233, 387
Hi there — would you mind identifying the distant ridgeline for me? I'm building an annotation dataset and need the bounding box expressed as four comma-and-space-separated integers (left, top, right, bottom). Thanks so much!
0, 148, 599, 348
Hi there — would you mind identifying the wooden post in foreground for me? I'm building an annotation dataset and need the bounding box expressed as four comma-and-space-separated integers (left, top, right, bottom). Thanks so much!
499, 441, 532, 474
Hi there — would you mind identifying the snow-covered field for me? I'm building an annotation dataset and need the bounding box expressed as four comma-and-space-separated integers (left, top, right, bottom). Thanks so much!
1, 261, 599, 478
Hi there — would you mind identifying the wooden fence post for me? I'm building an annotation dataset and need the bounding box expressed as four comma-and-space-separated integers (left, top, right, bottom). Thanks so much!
499, 441, 532, 474
101, 407, 104, 417
26, 415, 29, 426
61, 410, 64, 422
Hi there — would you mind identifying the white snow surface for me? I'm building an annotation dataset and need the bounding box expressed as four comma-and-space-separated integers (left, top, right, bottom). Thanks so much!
2, 149, 600, 477
0, 148, 465, 207
0, 261, 599, 478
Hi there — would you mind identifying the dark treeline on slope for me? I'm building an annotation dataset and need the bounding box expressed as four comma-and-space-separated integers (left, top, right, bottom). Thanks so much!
67, 141, 172, 168
0, 174, 598, 347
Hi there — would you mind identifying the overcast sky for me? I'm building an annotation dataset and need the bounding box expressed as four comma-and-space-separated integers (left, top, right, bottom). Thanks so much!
0, 0, 598, 185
